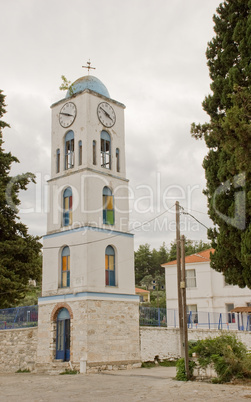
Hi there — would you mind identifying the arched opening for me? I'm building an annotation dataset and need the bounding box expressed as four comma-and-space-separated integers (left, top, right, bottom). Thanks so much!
116, 148, 120, 172
56, 308, 70, 361
61, 246, 70, 287
65, 130, 74, 169
103, 186, 114, 225
78, 140, 82, 165
56, 148, 60, 173
100, 130, 111, 169
93, 140, 97, 165
105, 245, 115, 286
63, 188, 72, 227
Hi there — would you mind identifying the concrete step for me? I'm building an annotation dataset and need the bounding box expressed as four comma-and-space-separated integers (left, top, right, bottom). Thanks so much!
36, 361, 74, 375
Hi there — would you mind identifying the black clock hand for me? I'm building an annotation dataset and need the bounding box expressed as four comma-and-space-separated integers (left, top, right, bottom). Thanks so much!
100, 107, 112, 120
60, 112, 74, 117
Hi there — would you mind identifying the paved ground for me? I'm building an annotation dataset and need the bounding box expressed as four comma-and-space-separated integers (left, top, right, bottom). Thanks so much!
0, 367, 251, 401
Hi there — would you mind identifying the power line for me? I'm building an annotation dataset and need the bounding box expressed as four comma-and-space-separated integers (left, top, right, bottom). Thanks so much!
179, 206, 209, 230
43, 204, 176, 250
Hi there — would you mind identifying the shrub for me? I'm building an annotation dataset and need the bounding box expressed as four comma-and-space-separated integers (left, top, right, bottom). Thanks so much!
175, 358, 196, 381
190, 333, 251, 383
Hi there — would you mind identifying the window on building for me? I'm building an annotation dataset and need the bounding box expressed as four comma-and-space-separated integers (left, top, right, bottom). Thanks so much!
116, 148, 120, 172
61, 246, 70, 287
63, 187, 72, 226
100, 130, 111, 169
103, 186, 114, 225
78, 140, 82, 165
93, 140, 97, 165
226, 303, 235, 323
65, 131, 74, 169
105, 245, 115, 286
56, 149, 60, 173
185, 269, 196, 288
187, 304, 198, 324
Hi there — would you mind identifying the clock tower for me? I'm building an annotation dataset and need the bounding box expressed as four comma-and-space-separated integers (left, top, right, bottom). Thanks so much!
36, 75, 140, 372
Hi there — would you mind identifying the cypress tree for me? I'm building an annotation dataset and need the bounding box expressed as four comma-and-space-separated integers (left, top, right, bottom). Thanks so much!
191, 0, 251, 287
0, 90, 42, 307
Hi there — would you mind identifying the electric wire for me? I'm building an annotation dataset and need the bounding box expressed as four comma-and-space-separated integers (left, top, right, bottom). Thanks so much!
42, 203, 176, 250
179, 205, 209, 230
0, 204, 211, 297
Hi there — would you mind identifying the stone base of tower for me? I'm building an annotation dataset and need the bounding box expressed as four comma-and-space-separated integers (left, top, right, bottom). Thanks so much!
36, 294, 141, 373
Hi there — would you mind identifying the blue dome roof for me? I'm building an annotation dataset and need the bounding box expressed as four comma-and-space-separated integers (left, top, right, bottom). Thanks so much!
66, 75, 110, 98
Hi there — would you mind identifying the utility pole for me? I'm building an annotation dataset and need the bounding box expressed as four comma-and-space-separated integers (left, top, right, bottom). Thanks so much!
176, 201, 184, 357
181, 234, 190, 379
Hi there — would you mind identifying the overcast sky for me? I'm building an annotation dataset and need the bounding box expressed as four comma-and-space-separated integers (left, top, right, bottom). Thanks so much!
1, 0, 222, 250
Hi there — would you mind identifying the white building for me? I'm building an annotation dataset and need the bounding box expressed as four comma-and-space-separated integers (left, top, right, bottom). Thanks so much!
36, 74, 140, 372
162, 249, 251, 327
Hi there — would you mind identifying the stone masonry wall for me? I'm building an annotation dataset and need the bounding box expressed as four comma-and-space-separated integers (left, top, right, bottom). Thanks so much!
0, 327, 37, 373
37, 299, 140, 368
140, 327, 251, 362
1, 325, 251, 372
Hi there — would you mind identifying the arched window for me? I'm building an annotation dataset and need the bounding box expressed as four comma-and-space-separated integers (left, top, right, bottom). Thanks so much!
93, 140, 96, 165
63, 187, 72, 226
105, 245, 115, 286
116, 148, 120, 172
103, 186, 114, 225
100, 131, 111, 169
56, 149, 60, 173
65, 131, 74, 169
61, 246, 70, 287
78, 140, 82, 165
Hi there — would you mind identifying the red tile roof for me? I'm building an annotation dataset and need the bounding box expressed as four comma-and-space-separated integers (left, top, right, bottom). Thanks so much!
135, 287, 150, 294
162, 248, 214, 267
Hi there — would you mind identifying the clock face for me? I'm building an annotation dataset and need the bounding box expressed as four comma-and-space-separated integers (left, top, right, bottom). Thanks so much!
59, 102, 77, 128
97, 102, 116, 128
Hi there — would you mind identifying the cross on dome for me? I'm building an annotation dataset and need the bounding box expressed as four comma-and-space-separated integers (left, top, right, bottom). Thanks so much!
82, 59, 96, 74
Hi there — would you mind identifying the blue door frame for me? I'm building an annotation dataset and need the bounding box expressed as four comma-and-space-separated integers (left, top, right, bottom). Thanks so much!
56, 309, 70, 361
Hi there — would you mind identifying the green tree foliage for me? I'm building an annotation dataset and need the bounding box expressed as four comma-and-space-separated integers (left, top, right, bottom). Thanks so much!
140, 274, 154, 290
168, 239, 211, 262
135, 240, 210, 286
191, 0, 251, 287
0, 90, 42, 308
135, 242, 169, 285
59, 75, 74, 96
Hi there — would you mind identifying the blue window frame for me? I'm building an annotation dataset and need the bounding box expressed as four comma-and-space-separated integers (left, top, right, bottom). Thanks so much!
65, 131, 74, 169
100, 130, 111, 169
105, 245, 115, 286
63, 187, 72, 226
56, 148, 60, 173
78, 140, 82, 165
103, 186, 114, 225
61, 246, 70, 287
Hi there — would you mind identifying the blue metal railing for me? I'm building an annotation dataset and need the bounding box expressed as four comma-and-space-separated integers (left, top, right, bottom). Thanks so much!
0, 304, 250, 332
0, 305, 38, 330
139, 306, 167, 327
139, 306, 251, 331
